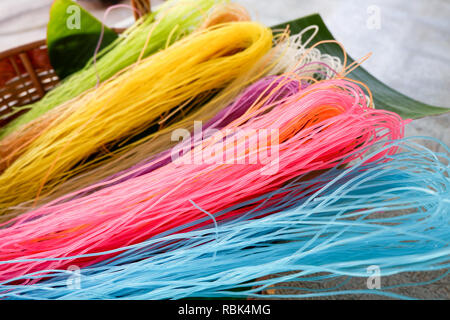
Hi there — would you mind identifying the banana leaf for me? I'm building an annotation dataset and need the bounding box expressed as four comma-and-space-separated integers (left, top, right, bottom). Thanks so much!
47, 0, 118, 79
271, 14, 449, 119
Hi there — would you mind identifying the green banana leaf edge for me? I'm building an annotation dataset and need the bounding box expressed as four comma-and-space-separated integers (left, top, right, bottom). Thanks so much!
271, 14, 449, 119
47, 0, 118, 80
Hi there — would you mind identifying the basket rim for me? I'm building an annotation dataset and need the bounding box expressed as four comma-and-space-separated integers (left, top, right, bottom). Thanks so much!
0, 27, 128, 59
0, 0, 151, 58
0, 40, 47, 60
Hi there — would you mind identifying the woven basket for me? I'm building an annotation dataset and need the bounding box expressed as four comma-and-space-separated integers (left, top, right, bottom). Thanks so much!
0, 0, 153, 128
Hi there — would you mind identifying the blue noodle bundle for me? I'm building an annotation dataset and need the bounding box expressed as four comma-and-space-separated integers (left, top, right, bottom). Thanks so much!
1, 137, 448, 299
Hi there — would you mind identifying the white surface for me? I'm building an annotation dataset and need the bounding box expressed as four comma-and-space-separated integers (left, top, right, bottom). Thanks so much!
235, 0, 450, 149
238, 0, 450, 107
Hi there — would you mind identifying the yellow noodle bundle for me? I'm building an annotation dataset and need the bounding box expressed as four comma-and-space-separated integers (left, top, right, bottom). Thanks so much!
0, 22, 272, 212
0, 2, 253, 174
5, 36, 290, 217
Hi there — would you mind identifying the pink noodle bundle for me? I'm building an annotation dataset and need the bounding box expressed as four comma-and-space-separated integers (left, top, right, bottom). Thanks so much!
0, 77, 407, 282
